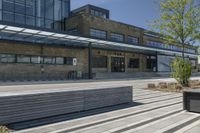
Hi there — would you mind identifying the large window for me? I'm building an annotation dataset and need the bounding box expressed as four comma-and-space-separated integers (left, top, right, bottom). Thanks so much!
92, 56, 107, 68
64, 57, 74, 65
128, 58, 139, 68
44, 57, 56, 64
0, 53, 73, 65
0, 0, 70, 31
90, 9, 107, 19
31, 56, 41, 64
0, 54, 15, 63
127, 36, 139, 44
90, 28, 107, 39
110, 33, 124, 42
17, 55, 31, 63
56, 57, 64, 65
144, 41, 197, 53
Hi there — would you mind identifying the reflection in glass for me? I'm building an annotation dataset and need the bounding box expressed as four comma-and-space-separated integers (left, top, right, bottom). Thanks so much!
1, 0, 70, 31
15, 0, 25, 14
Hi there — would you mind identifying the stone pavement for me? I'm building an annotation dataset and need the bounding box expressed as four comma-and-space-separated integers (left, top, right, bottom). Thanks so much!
1, 77, 200, 133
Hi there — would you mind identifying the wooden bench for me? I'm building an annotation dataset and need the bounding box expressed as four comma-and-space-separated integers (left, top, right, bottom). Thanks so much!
0, 85, 132, 124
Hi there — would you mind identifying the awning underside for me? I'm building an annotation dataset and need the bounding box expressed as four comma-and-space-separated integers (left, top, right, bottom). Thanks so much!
0, 23, 197, 58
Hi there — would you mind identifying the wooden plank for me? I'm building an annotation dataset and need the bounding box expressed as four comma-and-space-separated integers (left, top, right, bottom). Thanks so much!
0, 85, 132, 124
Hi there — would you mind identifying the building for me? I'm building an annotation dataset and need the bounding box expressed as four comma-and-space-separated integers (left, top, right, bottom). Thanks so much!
67, 5, 197, 73
0, 2, 198, 81
0, 0, 70, 30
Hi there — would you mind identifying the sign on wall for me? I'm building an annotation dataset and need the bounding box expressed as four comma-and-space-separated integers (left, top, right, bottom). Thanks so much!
73, 58, 77, 66
198, 56, 200, 64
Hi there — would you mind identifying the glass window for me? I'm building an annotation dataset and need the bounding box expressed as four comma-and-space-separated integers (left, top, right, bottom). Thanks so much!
62, 0, 69, 19
54, 0, 62, 21
53, 22, 62, 31
91, 10, 95, 16
90, 28, 107, 39
111, 33, 124, 42
14, 0, 25, 14
127, 36, 139, 44
26, 0, 35, 16
90, 9, 107, 18
0, 10, 2, 20
2, 11, 14, 22
1, 0, 70, 31
17, 55, 31, 63
64, 57, 73, 65
0, 54, 15, 63
15, 13, 25, 24
31, 56, 40, 64
45, 19, 53, 29
0, 0, 2, 10
2, 0, 14, 12
36, 0, 44, 18
129, 58, 139, 68
45, 0, 54, 20
92, 56, 107, 68
44, 57, 56, 64
56, 57, 64, 64
26, 16, 35, 26
36, 17, 45, 27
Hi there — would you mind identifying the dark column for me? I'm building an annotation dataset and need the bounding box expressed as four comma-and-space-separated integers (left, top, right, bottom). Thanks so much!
156, 52, 158, 72
88, 42, 93, 79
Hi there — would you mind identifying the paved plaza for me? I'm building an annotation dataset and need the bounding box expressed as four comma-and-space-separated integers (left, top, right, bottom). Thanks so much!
1, 77, 200, 133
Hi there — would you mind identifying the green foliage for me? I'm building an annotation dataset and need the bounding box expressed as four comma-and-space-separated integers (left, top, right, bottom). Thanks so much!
0, 126, 9, 133
170, 57, 192, 86
151, 0, 200, 51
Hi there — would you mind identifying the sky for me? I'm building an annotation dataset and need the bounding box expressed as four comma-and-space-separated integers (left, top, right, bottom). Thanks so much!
71, 0, 160, 30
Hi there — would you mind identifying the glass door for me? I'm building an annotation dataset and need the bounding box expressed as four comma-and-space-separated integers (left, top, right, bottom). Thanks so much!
111, 57, 125, 72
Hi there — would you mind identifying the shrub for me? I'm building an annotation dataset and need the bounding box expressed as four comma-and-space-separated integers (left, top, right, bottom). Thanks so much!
157, 82, 167, 89
170, 57, 192, 86
147, 83, 156, 89
0, 126, 9, 133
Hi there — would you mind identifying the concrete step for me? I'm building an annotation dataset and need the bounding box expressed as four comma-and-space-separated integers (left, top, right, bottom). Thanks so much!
95, 72, 170, 80
13, 94, 182, 133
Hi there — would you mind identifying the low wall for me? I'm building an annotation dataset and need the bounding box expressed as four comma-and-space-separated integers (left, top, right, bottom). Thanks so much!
183, 89, 200, 113
0, 85, 132, 124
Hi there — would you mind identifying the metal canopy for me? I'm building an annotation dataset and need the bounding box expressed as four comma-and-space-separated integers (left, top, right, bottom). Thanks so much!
0, 23, 197, 58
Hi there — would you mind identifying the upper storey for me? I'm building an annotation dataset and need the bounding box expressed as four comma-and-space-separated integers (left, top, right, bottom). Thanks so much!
72, 4, 109, 19
0, 0, 70, 31
67, 5, 197, 54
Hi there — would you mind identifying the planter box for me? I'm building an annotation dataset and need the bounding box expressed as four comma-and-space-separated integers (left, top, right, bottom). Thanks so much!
0, 85, 132, 124
183, 89, 200, 113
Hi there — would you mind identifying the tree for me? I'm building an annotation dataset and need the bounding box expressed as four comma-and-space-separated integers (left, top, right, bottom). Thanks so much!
151, 0, 200, 58
170, 57, 192, 86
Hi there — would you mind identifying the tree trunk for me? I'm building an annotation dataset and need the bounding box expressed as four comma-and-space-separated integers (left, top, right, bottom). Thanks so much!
182, 43, 185, 59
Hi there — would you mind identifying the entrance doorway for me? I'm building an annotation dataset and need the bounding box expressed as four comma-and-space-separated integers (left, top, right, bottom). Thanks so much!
111, 57, 125, 72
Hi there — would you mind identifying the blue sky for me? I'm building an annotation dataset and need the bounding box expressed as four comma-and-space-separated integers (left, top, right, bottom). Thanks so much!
71, 0, 160, 30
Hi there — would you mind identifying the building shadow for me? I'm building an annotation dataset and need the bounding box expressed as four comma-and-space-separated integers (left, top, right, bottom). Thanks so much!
8, 102, 142, 131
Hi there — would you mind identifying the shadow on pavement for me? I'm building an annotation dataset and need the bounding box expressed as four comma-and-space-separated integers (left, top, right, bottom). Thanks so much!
8, 102, 143, 131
